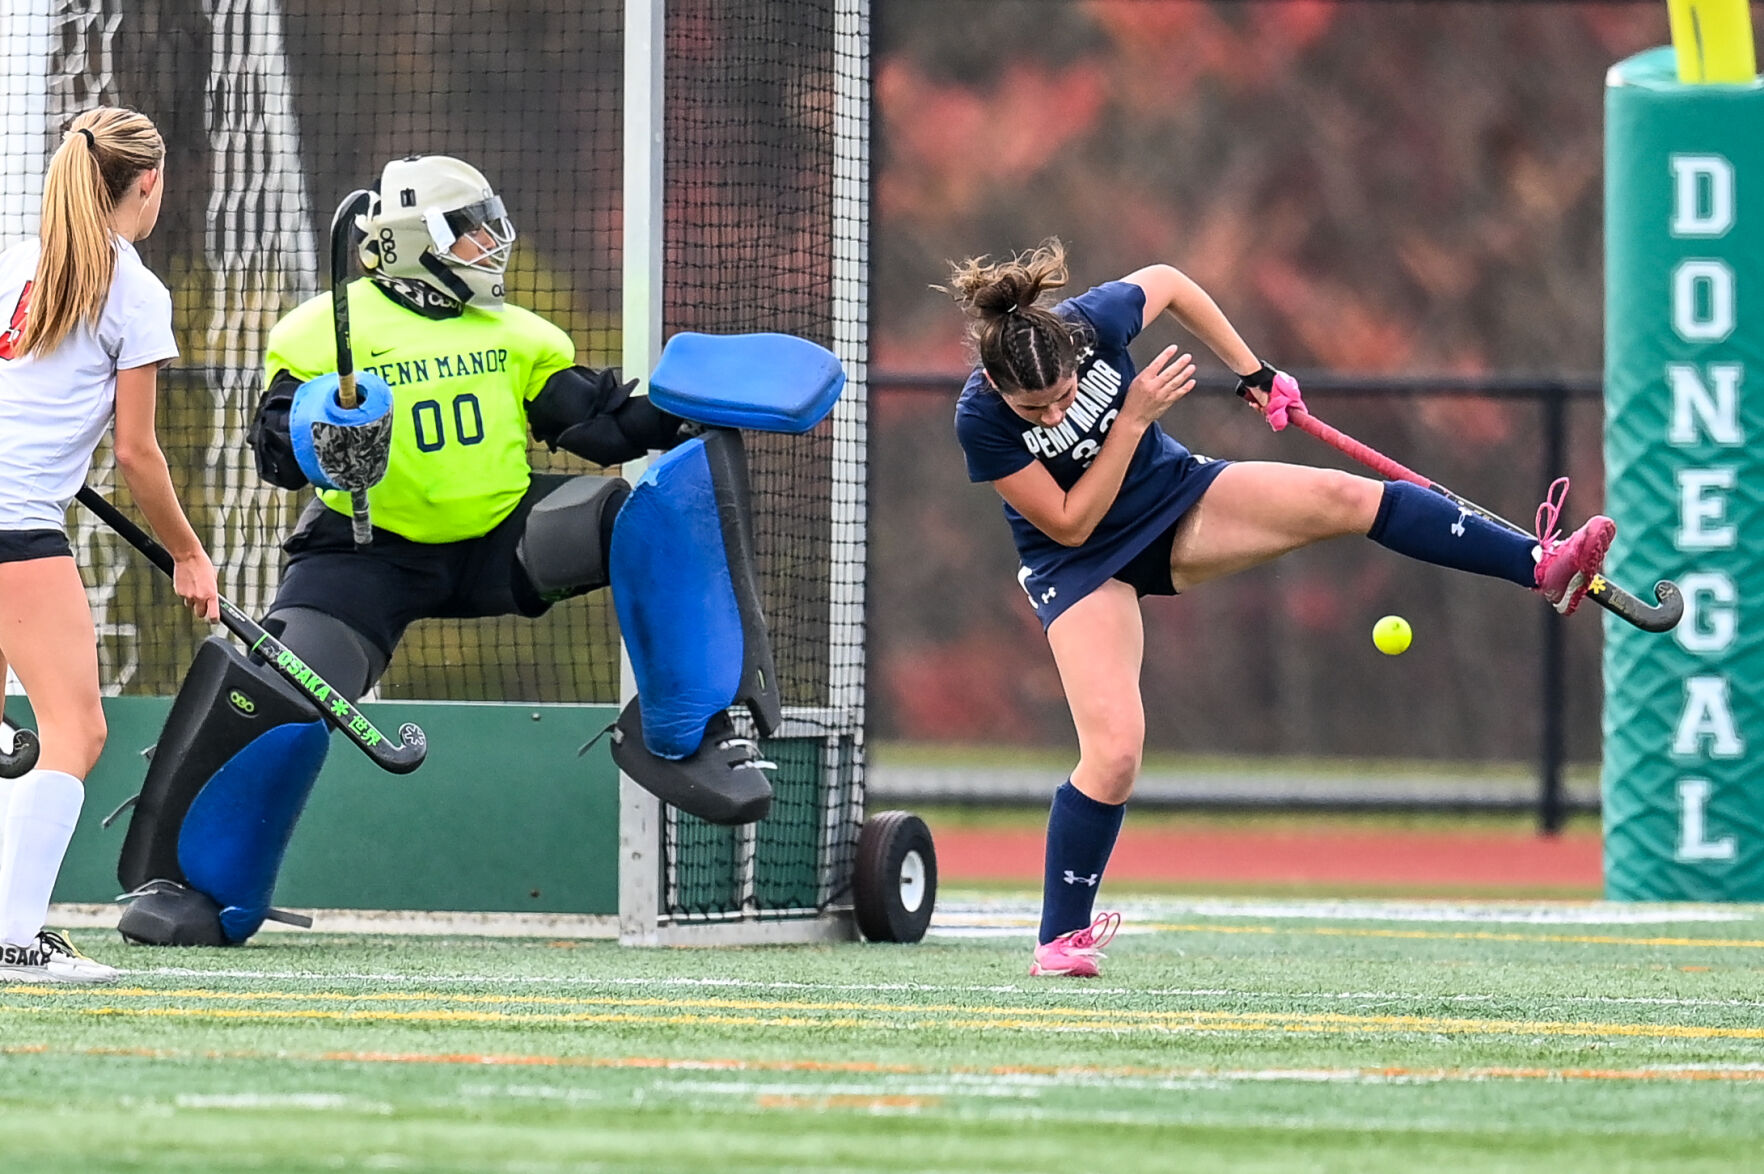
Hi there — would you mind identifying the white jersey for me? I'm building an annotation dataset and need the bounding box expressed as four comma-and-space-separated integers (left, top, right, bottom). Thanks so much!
0, 236, 178, 531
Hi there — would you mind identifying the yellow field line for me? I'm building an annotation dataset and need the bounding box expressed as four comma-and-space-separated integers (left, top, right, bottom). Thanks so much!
3, 1003, 868, 1029
1, 1042, 921, 1072
7, 990, 1764, 1041
9, 1041, 1764, 1085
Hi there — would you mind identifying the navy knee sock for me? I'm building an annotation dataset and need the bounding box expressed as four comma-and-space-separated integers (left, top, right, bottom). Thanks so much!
1040, 780, 1125, 945
1368, 481, 1536, 587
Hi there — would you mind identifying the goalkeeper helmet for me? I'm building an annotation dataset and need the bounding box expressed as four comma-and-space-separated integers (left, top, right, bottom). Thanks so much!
359, 154, 515, 312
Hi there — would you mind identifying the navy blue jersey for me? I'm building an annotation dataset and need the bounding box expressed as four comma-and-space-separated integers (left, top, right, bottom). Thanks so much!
954, 280, 1228, 627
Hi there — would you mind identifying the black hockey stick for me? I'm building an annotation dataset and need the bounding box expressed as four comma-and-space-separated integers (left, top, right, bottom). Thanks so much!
1287, 408, 1683, 633
75, 487, 428, 774
0, 718, 39, 778
331, 188, 376, 545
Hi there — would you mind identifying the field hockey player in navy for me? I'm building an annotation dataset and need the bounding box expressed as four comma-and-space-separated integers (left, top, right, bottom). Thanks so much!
944, 239, 1614, 978
0, 108, 219, 983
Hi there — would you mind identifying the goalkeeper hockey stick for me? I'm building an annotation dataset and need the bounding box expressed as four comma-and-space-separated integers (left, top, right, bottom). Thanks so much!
1286, 407, 1684, 633
0, 718, 38, 778
75, 487, 428, 774
330, 188, 376, 546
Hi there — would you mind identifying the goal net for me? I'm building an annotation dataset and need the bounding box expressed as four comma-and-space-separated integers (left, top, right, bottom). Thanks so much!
0, 0, 870, 943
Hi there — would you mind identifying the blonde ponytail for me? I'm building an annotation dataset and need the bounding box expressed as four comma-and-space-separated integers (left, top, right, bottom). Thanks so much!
17, 107, 164, 359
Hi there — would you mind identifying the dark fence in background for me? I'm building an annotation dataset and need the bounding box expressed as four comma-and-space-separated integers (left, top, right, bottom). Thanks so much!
867, 371, 1608, 831
864, 1, 1672, 831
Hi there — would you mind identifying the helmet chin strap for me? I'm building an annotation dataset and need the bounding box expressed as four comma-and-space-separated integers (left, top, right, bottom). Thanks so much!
418, 251, 478, 303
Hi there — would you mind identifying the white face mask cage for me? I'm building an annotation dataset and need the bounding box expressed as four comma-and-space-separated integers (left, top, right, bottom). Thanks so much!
421, 195, 515, 275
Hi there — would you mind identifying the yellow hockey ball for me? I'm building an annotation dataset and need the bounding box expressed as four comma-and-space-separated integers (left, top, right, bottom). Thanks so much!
1373, 615, 1412, 656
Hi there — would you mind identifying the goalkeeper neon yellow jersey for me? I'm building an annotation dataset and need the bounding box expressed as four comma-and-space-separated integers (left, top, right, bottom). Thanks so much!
264, 279, 575, 543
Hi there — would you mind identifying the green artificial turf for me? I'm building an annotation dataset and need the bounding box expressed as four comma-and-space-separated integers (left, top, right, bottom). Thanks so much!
3, 892, 1760, 1172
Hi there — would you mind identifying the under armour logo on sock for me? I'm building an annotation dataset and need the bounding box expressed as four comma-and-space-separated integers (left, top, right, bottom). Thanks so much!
1063, 870, 1099, 887
1449, 506, 1471, 538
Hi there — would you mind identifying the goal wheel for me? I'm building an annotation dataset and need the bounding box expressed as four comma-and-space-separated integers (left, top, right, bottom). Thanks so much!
853, 810, 936, 943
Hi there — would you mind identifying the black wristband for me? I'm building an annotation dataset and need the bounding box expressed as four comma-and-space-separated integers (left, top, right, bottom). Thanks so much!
1234, 363, 1277, 400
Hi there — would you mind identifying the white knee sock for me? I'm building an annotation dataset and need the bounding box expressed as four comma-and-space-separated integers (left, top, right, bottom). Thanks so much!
0, 776, 14, 876
0, 770, 84, 946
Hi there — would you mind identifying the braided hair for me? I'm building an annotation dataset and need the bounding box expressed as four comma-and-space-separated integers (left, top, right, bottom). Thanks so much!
940, 238, 1088, 395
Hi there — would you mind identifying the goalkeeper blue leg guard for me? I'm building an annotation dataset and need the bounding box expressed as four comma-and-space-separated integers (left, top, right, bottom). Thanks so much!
608, 429, 780, 825
115, 636, 331, 946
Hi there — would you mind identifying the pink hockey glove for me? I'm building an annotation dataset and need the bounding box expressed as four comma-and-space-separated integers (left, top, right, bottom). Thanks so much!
1235, 363, 1305, 432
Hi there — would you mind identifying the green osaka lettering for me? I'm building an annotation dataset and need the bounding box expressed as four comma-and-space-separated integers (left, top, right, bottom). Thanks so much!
275, 649, 332, 704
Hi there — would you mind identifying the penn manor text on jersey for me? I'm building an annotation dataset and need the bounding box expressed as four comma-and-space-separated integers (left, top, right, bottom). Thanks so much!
1020, 358, 1123, 461
362, 346, 510, 389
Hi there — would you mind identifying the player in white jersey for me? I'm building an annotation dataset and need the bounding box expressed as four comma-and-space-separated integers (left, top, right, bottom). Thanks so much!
0, 107, 219, 984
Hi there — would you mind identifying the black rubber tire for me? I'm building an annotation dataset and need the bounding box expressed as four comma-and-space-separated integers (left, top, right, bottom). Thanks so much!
853, 810, 937, 943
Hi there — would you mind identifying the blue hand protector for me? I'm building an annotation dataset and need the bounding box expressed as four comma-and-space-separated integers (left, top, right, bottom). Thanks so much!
290, 371, 395, 491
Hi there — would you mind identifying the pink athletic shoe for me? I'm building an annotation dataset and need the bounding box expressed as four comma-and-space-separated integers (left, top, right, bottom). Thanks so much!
1532, 477, 1615, 616
1029, 912, 1121, 978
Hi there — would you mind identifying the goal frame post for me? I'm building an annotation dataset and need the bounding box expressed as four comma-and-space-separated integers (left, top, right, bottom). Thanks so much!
616, 0, 872, 947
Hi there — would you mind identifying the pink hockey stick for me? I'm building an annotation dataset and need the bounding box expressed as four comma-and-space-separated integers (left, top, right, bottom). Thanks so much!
1283, 406, 1682, 633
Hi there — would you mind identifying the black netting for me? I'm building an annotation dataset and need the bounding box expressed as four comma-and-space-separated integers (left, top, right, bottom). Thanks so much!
2, 0, 626, 702
864, 0, 1672, 776
659, 0, 868, 918
1, 0, 870, 922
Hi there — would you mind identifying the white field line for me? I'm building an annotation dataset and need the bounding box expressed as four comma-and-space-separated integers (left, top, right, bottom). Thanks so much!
650, 1077, 1038, 1100
25, 1037, 1764, 1091
456, 1082, 606, 1103
51, 896, 1760, 942
602, 1082, 1764, 1138
634, 1066, 1764, 1119
169, 1092, 394, 1114
934, 898, 1761, 927
74, 967, 1764, 1013
633, 1072, 1449, 1098
541, 1069, 1764, 1110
